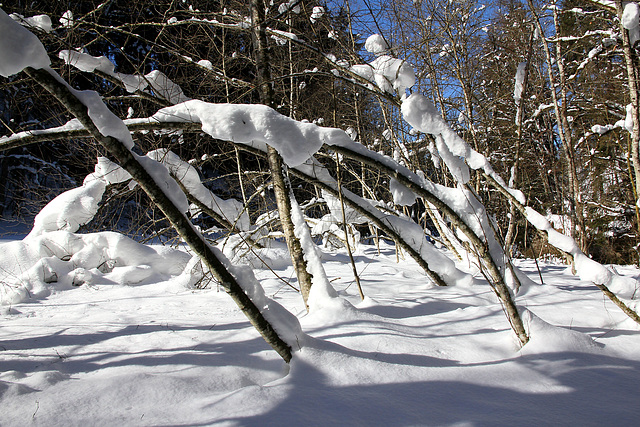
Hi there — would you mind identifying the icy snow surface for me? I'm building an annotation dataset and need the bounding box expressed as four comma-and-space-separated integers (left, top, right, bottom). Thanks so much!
1, 235, 639, 425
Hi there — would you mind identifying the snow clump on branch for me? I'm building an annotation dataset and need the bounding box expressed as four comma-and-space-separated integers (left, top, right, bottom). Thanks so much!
622, 2, 640, 45
59, 50, 190, 104
365, 34, 391, 55
59, 10, 73, 28
0, 9, 50, 77
9, 13, 52, 33
513, 62, 526, 103
349, 34, 415, 95
278, 0, 301, 15
310, 7, 325, 23
150, 100, 349, 167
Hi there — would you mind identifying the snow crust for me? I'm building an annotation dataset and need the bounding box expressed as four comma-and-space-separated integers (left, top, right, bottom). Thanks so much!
0, 9, 50, 77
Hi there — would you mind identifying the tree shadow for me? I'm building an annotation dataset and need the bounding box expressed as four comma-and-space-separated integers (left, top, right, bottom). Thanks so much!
201, 349, 640, 427
0, 322, 284, 377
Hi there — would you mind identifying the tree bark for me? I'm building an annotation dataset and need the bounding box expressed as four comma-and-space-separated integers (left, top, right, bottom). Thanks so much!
251, 0, 315, 309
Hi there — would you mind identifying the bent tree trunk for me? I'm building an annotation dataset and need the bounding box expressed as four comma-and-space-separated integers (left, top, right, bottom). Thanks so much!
251, 0, 314, 309
25, 66, 293, 363
328, 145, 529, 345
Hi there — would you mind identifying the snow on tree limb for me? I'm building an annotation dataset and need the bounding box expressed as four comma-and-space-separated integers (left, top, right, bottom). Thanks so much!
0, 9, 50, 77
151, 100, 339, 167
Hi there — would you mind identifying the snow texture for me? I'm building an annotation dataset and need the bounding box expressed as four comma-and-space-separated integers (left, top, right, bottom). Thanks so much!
401, 93, 526, 205
27, 179, 106, 238
0, 8, 50, 77
0, 230, 190, 305
0, 118, 84, 146
350, 56, 415, 95
5, 230, 639, 425
73, 88, 136, 150
278, 0, 301, 15
390, 178, 418, 206
322, 189, 369, 225
1, 243, 639, 424
288, 191, 342, 313
297, 158, 474, 288
623, 3, 639, 29
521, 207, 637, 293
59, 10, 73, 28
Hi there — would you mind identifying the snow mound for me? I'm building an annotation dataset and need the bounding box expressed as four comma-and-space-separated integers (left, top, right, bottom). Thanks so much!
607, 272, 639, 299
28, 179, 106, 237
520, 310, 602, 354
0, 230, 191, 305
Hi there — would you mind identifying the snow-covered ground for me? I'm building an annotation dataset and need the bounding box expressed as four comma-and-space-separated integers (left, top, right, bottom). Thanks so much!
1, 238, 639, 426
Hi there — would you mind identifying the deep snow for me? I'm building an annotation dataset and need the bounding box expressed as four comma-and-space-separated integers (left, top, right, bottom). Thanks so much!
1, 238, 639, 426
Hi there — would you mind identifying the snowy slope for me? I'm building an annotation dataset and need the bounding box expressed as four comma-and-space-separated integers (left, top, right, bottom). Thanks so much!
1, 241, 639, 426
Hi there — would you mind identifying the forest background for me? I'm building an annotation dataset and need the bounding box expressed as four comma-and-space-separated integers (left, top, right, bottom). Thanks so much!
2, 0, 638, 267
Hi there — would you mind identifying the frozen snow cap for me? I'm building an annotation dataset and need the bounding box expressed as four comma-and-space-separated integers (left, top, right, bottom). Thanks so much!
365, 34, 391, 55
